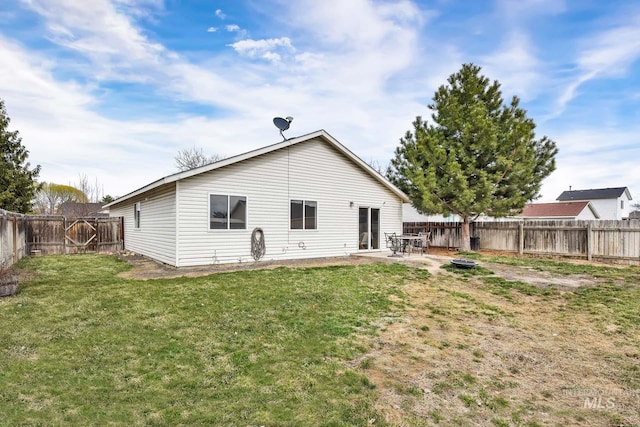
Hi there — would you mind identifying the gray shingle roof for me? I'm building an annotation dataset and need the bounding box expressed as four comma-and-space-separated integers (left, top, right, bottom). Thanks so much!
556, 187, 630, 201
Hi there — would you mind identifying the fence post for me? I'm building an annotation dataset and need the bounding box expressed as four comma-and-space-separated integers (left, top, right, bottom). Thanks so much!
62, 217, 67, 255
518, 222, 524, 255
586, 222, 592, 261
12, 215, 18, 263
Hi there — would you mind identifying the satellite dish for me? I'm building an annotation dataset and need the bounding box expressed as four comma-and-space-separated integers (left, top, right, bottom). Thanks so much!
273, 116, 293, 140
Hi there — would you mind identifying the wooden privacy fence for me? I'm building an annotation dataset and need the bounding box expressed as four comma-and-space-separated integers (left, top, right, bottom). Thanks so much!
404, 220, 640, 264
404, 221, 464, 250
0, 209, 124, 265
26, 216, 124, 255
0, 209, 27, 266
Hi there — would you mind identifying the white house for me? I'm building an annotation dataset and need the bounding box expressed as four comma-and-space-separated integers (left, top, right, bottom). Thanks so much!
556, 187, 632, 220
517, 201, 599, 220
105, 130, 409, 266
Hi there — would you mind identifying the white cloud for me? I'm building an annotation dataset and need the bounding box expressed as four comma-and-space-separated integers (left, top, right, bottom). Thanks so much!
5, 0, 637, 203
264, 0, 431, 102
228, 37, 293, 62
215, 9, 226, 19
536, 124, 640, 201
19, 0, 167, 84
224, 24, 248, 38
279, 0, 423, 49
0, 36, 166, 194
294, 52, 326, 70
206, 26, 216, 33
554, 13, 640, 114
261, 51, 281, 63
480, 32, 541, 101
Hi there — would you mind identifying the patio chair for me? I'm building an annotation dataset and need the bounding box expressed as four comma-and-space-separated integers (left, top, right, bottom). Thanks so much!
411, 231, 431, 256
384, 232, 402, 257
384, 232, 395, 248
359, 232, 369, 249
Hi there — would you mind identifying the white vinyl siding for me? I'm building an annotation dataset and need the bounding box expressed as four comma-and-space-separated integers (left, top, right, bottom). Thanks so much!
585, 198, 630, 220
575, 207, 598, 220
175, 137, 403, 266
109, 183, 177, 265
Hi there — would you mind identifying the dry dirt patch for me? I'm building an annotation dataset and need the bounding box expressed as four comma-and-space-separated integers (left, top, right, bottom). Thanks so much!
352, 264, 639, 426
475, 262, 602, 290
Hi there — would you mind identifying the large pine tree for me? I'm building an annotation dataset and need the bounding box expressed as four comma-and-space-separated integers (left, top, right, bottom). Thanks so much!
387, 64, 558, 251
0, 99, 41, 213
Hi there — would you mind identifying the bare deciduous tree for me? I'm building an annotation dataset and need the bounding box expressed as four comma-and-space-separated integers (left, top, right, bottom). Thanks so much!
75, 173, 104, 203
175, 147, 224, 171
366, 159, 388, 175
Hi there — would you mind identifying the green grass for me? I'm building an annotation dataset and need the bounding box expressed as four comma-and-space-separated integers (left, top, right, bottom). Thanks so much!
568, 282, 640, 335
442, 259, 558, 301
4, 252, 640, 426
0, 255, 410, 426
459, 251, 640, 281
441, 262, 494, 277
457, 252, 640, 335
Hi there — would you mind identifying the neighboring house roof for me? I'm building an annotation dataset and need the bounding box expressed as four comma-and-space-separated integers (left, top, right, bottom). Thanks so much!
61, 202, 109, 217
630, 210, 640, 220
105, 130, 410, 207
518, 201, 600, 219
556, 187, 631, 201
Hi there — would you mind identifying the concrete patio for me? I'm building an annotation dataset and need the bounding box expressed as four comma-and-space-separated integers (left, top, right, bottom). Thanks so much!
353, 249, 457, 276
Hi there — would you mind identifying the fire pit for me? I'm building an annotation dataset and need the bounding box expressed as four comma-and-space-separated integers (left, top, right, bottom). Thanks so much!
451, 259, 477, 269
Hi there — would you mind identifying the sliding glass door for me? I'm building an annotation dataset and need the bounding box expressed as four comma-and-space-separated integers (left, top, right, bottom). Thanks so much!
358, 207, 380, 250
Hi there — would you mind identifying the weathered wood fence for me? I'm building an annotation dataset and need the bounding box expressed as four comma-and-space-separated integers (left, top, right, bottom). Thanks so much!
405, 220, 640, 264
0, 209, 124, 266
0, 209, 27, 266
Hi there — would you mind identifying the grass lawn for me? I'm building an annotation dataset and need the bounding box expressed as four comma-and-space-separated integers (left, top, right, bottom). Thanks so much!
2, 253, 640, 426
1, 255, 411, 426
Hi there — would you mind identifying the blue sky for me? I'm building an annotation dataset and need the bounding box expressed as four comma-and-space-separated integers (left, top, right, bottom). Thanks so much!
1, 0, 639, 203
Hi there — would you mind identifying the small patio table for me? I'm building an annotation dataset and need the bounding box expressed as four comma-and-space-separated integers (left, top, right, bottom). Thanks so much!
397, 235, 422, 255
386, 235, 423, 257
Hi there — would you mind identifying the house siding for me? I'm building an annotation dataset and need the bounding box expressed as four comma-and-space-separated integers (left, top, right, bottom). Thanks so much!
176, 137, 403, 266
576, 207, 598, 220
109, 183, 177, 265
583, 197, 631, 220
557, 189, 632, 220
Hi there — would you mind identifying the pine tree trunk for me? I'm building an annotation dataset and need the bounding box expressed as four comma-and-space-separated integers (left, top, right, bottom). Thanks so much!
460, 216, 471, 252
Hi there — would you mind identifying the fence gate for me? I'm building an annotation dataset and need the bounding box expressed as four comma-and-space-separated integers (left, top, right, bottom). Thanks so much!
26, 216, 123, 255
65, 219, 97, 253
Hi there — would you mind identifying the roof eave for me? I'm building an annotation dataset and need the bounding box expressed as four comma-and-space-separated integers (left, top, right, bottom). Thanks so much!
586, 202, 600, 219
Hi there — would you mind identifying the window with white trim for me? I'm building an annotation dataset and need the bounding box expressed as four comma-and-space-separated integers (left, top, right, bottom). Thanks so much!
210, 194, 247, 230
290, 200, 317, 230
134, 202, 141, 228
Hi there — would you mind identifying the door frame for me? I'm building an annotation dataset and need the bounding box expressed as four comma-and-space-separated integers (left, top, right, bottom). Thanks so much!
358, 206, 381, 251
